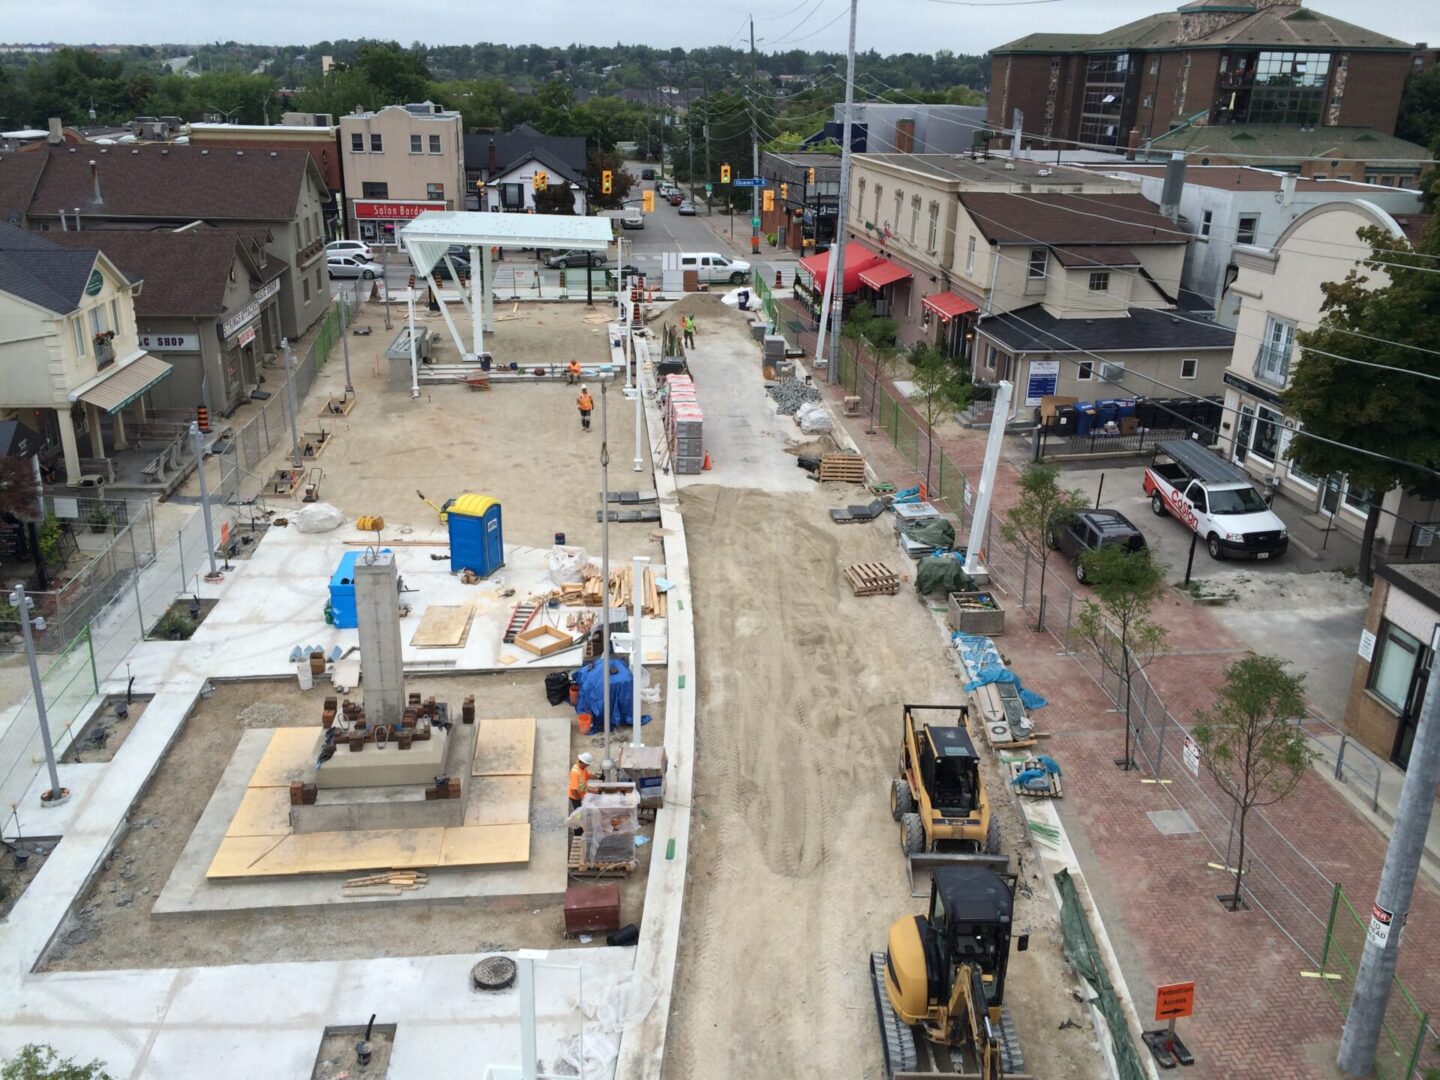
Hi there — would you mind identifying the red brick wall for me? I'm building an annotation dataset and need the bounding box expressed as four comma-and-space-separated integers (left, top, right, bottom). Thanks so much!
989, 55, 1057, 146
1334, 53, 1411, 134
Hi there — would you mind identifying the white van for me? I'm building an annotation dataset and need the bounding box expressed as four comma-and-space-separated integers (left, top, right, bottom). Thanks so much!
680, 252, 751, 284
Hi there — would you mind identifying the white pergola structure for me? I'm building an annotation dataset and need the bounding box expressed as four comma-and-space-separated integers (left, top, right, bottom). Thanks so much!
399, 212, 614, 395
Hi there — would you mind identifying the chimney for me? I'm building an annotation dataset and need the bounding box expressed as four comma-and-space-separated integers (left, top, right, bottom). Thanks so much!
73, 207, 81, 231
1159, 151, 1186, 222
89, 160, 102, 204
487, 138, 497, 176
1280, 173, 1298, 207
1126, 128, 1141, 161
47, 117, 63, 145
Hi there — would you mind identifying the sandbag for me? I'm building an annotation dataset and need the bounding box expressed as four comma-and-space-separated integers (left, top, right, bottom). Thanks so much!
547, 544, 588, 585
293, 502, 344, 533
915, 556, 976, 596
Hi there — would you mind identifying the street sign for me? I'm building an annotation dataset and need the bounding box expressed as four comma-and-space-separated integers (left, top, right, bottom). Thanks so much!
1182, 734, 1200, 777
704, 183, 713, 195
751, 217, 761, 228
732, 177, 764, 188
1154, 982, 1195, 1021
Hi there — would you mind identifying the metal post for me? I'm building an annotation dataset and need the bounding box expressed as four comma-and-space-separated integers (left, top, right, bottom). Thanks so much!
470, 245, 484, 360
601, 381, 613, 775
281, 337, 301, 467
825, 0, 860, 384
341, 283, 355, 394
406, 290, 420, 401
129, 519, 145, 638
633, 332, 645, 473
964, 381, 1013, 578
586, 249, 594, 308
189, 422, 220, 581
632, 555, 648, 748
1338, 656, 1440, 1075
1184, 530, 1198, 585
1319, 881, 1342, 975
11, 585, 67, 807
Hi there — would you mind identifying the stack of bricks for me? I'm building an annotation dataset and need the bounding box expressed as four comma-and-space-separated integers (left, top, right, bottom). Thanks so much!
664, 374, 704, 474
288, 781, 318, 806
424, 775, 463, 801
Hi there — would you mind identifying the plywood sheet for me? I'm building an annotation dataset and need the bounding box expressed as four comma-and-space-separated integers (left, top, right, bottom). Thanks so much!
464, 775, 532, 826
225, 787, 292, 838
411, 603, 474, 648
438, 823, 530, 867
248, 728, 320, 788
471, 717, 536, 777
206, 835, 289, 877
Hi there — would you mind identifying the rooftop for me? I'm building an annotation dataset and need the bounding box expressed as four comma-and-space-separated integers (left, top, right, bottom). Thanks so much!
341, 101, 460, 122
978, 305, 1235, 353
959, 192, 1186, 246
1073, 163, 1400, 192
1377, 561, 1440, 613
0, 222, 117, 315
465, 123, 588, 177
1147, 125, 1432, 163
857, 153, 1096, 185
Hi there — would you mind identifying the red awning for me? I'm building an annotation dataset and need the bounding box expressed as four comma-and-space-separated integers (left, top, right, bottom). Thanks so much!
923, 291, 979, 322
798, 242, 882, 294
859, 261, 912, 290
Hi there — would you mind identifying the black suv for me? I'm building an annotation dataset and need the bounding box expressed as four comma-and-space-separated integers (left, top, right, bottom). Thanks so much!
1046, 509, 1148, 583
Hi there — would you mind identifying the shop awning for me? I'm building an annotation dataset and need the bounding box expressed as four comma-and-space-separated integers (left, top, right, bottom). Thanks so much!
797, 242, 882, 294
923, 292, 980, 322
75, 354, 173, 415
859, 260, 912, 290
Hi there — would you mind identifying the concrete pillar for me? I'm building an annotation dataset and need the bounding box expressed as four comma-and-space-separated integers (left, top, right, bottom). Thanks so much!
57, 407, 81, 481
355, 551, 405, 725
113, 408, 129, 451
86, 403, 107, 460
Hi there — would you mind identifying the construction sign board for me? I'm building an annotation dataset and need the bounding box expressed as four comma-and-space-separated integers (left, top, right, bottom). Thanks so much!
1155, 982, 1195, 1021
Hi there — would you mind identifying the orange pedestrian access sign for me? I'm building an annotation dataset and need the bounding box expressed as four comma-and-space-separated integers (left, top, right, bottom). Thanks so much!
1155, 981, 1195, 1021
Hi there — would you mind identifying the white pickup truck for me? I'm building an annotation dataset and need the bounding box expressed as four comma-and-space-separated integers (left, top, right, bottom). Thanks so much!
1142, 440, 1289, 560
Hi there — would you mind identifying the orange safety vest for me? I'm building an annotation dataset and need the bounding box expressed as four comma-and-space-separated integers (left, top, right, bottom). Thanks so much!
568, 763, 590, 800
577, 392, 594, 413
568, 361, 582, 375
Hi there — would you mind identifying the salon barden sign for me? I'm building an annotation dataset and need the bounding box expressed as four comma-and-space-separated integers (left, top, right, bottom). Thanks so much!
221, 279, 282, 340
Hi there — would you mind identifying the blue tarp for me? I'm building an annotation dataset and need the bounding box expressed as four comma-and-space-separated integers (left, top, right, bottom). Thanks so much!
572, 656, 636, 728
952, 632, 1049, 711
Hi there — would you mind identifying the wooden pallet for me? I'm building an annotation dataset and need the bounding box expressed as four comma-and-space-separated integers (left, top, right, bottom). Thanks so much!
568, 836, 635, 877
845, 561, 900, 596
1007, 760, 1063, 799
819, 452, 866, 483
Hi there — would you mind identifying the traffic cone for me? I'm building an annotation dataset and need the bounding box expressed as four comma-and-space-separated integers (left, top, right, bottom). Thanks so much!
702, 452, 712, 471
919, 482, 927, 501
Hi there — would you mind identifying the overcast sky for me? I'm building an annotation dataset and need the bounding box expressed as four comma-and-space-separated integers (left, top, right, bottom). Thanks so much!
5, 0, 1434, 59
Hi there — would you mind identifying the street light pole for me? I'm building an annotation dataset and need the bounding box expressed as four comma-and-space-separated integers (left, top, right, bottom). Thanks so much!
10, 584, 67, 807
633, 327, 645, 472
189, 421, 221, 581
341, 282, 356, 395
825, 0, 861, 385
600, 380, 613, 776
281, 337, 301, 468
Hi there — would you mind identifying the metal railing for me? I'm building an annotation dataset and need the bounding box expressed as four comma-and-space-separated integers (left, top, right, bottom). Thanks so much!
1298, 711, 1385, 813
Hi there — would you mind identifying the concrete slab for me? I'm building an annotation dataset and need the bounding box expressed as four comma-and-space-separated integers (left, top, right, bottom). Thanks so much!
315, 728, 449, 788
472, 716, 536, 776
465, 775, 531, 826
1147, 809, 1198, 836
5, 762, 108, 840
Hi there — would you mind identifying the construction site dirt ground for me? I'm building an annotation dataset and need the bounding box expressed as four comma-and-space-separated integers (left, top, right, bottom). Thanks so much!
667, 482, 1105, 1080
41, 673, 657, 972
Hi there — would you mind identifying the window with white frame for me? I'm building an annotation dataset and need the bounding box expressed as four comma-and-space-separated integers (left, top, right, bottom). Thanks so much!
910, 196, 920, 244
927, 202, 939, 253
1237, 214, 1259, 245
1180, 357, 1198, 379
1077, 360, 1094, 380
1028, 248, 1047, 279
370, 133, 383, 153
88, 306, 107, 337
893, 190, 902, 229
72, 316, 86, 358
1200, 210, 1213, 240
427, 182, 445, 201
350, 132, 364, 152
1255, 315, 1295, 385
429, 134, 442, 154
410, 134, 423, 153
965, 235, 976, 274
109, 298, 120, 334
1088, 271, 1110, 292
1369, 621, 1424, 713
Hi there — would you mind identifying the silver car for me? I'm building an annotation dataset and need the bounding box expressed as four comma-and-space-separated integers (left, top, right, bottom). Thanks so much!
544, 249, 608, 269
326, 254, 378, 279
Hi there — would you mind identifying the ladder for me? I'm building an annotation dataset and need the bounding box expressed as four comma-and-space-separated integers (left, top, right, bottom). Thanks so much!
502, 602, 540, 644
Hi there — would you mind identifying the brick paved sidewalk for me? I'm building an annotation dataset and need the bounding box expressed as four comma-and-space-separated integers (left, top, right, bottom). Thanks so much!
810, 349, 1440, 1079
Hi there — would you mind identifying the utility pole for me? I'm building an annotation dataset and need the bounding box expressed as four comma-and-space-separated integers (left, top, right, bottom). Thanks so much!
1338, 662, 1440, 1075
750, 15, 761, 257
702, 67, 713, 214
825, 0, 860, 384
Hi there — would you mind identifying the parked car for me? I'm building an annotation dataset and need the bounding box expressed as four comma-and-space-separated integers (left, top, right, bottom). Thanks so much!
326, 254, 378, 280
545, 249, 608, 269
1143, 439, 1288, 560
431, 255, 469, 282
678, 252, 750, 284
677, 200, 697, 216
641, 168, 656, 180
1046, 509, 1148, 583
667, 192, 684, 207
622, 210, 645, 229
326, 239, 374, 262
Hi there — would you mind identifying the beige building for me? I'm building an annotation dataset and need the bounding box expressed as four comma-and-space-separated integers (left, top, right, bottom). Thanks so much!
339, 103, 466, 247
1218, 200, 1435, 554
0, 224, 170, 483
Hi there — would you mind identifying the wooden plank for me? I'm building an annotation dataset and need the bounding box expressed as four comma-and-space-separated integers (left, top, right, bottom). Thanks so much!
411, 603, 475, 648
207, 827, 447, 878
464, 774, 532, 825
471, 716, 537, 777
438, 823, 531, 867
225, 787, 293, 838
248, 728, 321, 788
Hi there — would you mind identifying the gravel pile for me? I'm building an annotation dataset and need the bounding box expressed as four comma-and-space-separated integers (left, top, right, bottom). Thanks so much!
239, 702, 291, 728
767, 378, 822, 416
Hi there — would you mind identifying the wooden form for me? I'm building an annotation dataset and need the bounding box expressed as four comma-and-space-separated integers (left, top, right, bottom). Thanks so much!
411, 603, 475, 648
471, 716, 537, 777
514, 624, 575, 657
320, 393, 356, 417
269, 468, 303, 497
845, 562, 901, 596
819, 452, 866, 483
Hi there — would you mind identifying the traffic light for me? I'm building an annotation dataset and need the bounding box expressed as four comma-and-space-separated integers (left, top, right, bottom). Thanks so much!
602, 170, 613, 195
779, 182, 789, 201
720, 163, 731, 184
807, 167, 816, 186
762, 188, 775, 212
533, 171, 548, 192
642, 190, 655, 212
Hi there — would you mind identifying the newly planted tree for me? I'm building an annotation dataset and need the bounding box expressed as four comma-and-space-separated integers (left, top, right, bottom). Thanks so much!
907, 343, 968, 499
1000, 463, 1089, 631
1071, 544, 1168, 770
1193, 655, 1311, 911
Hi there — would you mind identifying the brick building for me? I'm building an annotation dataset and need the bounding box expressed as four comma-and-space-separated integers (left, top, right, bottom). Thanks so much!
987, 0, 1419, 150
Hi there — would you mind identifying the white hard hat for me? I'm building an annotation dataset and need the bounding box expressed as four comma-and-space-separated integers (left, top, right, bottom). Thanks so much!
578, 752, 594, 765
581, 383, 589, 390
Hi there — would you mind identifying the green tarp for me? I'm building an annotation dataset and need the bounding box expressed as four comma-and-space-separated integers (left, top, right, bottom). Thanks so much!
903, 517, 956, 550
915, 557, 975, 597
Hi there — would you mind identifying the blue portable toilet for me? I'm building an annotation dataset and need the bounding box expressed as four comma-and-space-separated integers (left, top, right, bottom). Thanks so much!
448, 494, 505, 577
329, 549, 391, 629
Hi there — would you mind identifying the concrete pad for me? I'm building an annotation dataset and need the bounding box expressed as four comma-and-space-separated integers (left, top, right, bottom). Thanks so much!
225, 787, 292, 838
4, 762, 108, 839
465, 775, 532, 825
249, 728, 322, 787
472, 716, 536, 776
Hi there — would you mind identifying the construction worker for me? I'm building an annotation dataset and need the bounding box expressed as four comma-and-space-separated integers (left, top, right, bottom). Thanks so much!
577, 385, 594, 431
568, 751, 594, 812
567, 359, 582, 384
683, 314, 696, 349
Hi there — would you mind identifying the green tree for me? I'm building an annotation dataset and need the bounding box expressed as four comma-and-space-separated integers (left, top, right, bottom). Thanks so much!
532, 181, 575, 216
840, 303, 898, 432
1, 1044, 112, 1080
1396, 65, 1440, 149
1072, 545, 1169, 771
907, 343, 968, 502
1283, 218, 1440, 583
1001, 462, 1090, 631
1193, 655, 1311, 911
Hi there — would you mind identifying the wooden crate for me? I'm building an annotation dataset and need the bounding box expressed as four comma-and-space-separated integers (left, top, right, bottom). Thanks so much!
845, 561, 900, 596
819, 452, 866, 483
946, 591, 1006, 635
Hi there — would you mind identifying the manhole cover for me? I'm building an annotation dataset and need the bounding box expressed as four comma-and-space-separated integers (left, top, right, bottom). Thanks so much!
1146, 809, 1197, 836
472, 955, 517, 991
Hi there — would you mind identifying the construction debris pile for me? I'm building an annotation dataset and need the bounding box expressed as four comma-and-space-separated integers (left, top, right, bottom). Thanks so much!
767, 378, 822, 416
554, 563, 669, 617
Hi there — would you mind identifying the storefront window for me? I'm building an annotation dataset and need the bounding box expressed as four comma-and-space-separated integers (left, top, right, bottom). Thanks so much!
1251, 406, 1282, 462
1369, 622, 1422, 713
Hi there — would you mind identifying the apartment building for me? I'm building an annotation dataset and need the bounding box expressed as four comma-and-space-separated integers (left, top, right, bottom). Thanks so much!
339, 103, 466, 246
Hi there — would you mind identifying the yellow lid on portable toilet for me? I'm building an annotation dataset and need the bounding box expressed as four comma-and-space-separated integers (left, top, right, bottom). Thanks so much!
447, 493, 499, 519
447, 494, 505, 577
